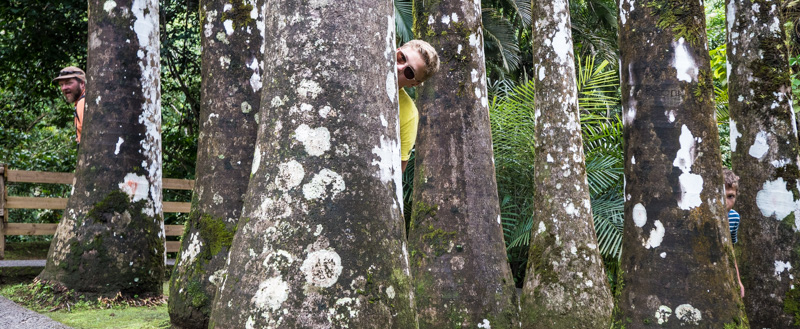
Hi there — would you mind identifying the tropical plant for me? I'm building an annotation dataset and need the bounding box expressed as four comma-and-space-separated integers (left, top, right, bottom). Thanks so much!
489, 55, 623, 284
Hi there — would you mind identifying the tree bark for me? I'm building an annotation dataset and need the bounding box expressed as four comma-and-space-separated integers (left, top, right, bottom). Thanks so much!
727, 0, 800, 326
615, 0, 748, 326
207, 1, 417, 327
519, 1, 613, 327
410, 1, 518, 328
167, 0, 263, 327
38, 0, 164, 297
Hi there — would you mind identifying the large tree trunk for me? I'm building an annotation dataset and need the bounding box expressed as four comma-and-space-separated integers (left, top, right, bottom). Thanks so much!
727, 0, 800, 326
519, 1, 613, 327
615, 0, 747, 325
38, 0, 164, 296
167, 0, 263, 327
409, 1, 518, 328
207, 1, 417, 327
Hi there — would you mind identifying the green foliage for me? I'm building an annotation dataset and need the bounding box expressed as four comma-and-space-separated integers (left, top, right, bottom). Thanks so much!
489, 56, 623, 285
394, 0, 414, 45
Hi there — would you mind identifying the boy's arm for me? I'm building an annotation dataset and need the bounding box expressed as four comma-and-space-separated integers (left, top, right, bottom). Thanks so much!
734, 254, 744, 298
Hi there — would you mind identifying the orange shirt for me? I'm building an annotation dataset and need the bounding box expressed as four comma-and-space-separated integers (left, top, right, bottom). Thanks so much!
74, 91, 85, 143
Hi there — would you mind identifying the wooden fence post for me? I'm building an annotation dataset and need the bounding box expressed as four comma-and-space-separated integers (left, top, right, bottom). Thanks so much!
0, 164, 6, 259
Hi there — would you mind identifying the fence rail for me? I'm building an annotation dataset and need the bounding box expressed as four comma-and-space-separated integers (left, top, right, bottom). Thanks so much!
0, 165, 192, 259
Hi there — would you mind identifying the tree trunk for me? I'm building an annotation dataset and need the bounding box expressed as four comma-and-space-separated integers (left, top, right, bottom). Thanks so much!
38, 0, 164, 297
207, 1, 417, 327
727, 0, 800, 326
616, 0, 747, 326
409, 1, 518, 328
167, 0, 263, 327
519, 1, 613, 327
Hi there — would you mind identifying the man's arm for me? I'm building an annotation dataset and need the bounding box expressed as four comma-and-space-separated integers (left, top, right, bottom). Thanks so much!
402, 160, 408, 172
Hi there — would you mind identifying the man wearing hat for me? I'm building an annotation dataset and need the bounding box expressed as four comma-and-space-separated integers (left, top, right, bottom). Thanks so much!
53, 66, 86, 144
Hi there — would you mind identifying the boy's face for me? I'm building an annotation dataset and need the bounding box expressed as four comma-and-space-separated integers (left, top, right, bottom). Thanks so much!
725, 187, 737, 212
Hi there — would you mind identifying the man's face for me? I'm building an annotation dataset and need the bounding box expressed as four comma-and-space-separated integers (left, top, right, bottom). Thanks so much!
396, 48, 427, 89
725, 187, 737, 212
59, 78, 85, 103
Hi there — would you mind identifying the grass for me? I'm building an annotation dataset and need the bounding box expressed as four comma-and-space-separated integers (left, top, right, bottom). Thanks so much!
3, 241, 51, 260
0, 281, 171, 329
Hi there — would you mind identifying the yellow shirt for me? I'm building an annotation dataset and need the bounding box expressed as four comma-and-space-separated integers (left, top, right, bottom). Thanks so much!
399, 88, 418, 161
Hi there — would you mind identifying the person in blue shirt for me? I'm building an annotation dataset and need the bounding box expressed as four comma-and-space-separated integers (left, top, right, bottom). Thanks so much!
724, 168, 744, 298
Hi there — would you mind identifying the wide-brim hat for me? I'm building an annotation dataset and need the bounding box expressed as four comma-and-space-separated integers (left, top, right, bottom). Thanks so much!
53, 66, 85, 83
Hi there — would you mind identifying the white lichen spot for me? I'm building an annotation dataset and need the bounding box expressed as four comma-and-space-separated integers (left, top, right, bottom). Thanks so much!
675, 304, 702, 325
302, 169, 345, 201
276, 160, 305, 191
319, 106, 331, 118
386, 286, 396, 299
748, 130, 769, 160
371, 135, 403, 205
477, 319, 491, 329
643, 220, 665, 249
730, 119, 742, 152
213, 192, 223, 205
380, 114, 388, 127
441, 14, 450, 25
660, 252, 667, 258
294, 124, 331, 156
300, 249, 343, 288
656, 305, 672, 324
775, 260, 792, 279
451, 13, 459, 22
457, 44, 463, 54
270, 96, 284, 108
251, 145, 261, 175
103, 0, 117, 13
298, 79, 323, 99
114, 137, 124, 155
252, 276, 290, 311
179, 232, 202, 265
546, 154, 554, 163
673, 37, 698, 82
119, 173, 149, 202
450, 256, 465, 270
241, 101, 252, 114
632, 203, 647, 227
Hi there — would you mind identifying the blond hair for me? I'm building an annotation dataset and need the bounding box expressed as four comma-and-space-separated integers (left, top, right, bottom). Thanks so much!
723, 168, 739, 190
400, 40, 440, 81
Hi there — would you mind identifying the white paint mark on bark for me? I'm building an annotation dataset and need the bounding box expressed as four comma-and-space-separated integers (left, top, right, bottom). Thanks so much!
119, 173, 150, 202
643, 220, 665, 249
673, 38, 698, 82
386, 70, 396, 102
748, 130, 769, 159
633, 203, 647, 227
673, 125, 703, 209
730, 119, 742, 152
115, 137, 124, 155
756, 178, 799, 224
300, 249, 342, 287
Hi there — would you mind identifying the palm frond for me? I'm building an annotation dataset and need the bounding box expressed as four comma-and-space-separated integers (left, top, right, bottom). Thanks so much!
394, 0, 414, 45
482, 8, 521, 73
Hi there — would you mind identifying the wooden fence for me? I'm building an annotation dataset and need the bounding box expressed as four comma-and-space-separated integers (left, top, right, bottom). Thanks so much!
0, 164, 192, 259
